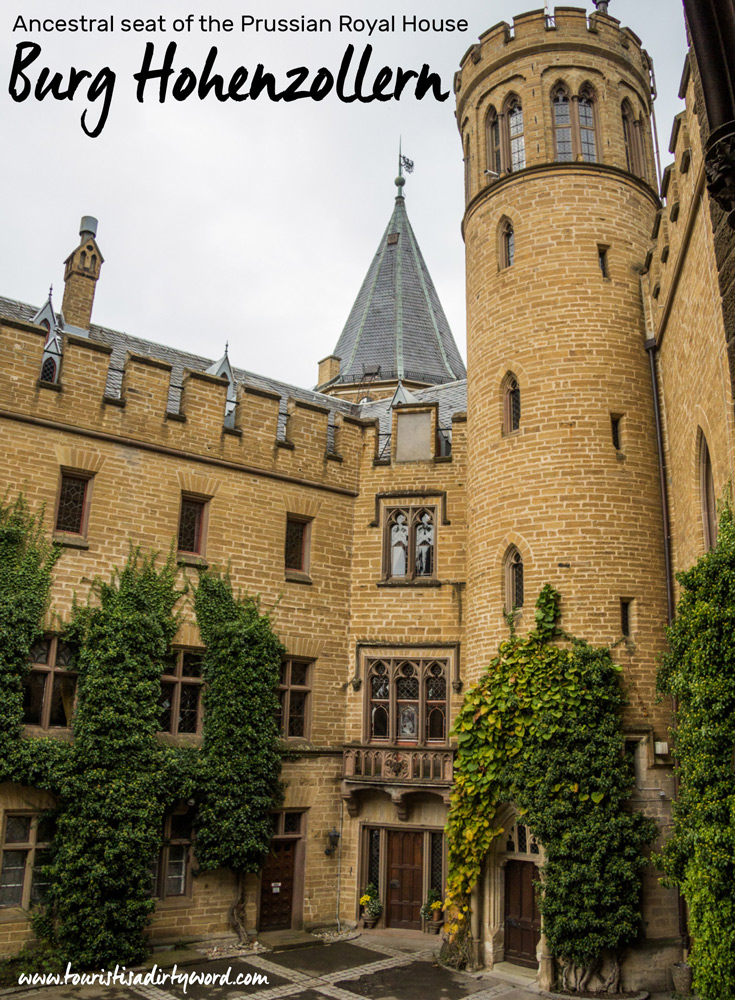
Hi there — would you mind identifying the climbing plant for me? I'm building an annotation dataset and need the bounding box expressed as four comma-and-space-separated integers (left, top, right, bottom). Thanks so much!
41, 550, 183, 968
443, 585, 656, 993
658, 503, 735, 1000
193, 571, 285, 939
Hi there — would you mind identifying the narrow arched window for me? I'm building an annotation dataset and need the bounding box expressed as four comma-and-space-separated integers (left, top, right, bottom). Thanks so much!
505, 548, 524, 611
503, 374, 521, 433
552, 85, 573, 162
464, 135, 471, 202
578, 86, 598, 162
388, 509, 409, 577
486, 107, 501, 178
425, 662, 446, 742
622, 100, 635, 173
79, 251, 87, 270
700, 434, 717, 550
500, 219, 515, 268
369, 662, 390, 740
40, 357, 57, 383
505, 97, 526, 172
413, 508, 435, 577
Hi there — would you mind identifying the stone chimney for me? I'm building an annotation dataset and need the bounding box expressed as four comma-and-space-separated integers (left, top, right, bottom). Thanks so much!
317, 355, 341, 387
61, 216, 103, 331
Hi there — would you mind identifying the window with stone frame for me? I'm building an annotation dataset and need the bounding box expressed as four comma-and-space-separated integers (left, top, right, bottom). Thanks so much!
158, 649, 204, 736
700, 433, 717, 551
0, 814, 55, 908
285, 516, 311, 573
578, 85, 599, 162
552, 83, 573, 161
622, 100, 646, 178
505, 95, 526, 172
55, 471, 92, 535
551, 81, 600, 164
367, 658, 448, 745
150, 806, 195, 899
505, 547, 524, 612
23, 634, 77, 729
276, 658, 312, 739
504, 821, 541, 857
486, 106, 501, 177
500, 219, 515, 269
177, 495, 207, 555
503, 374, 521, 434
384, 507, 436, 580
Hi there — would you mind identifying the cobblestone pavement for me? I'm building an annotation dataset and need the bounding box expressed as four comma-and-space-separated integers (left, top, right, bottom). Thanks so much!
1, 938, 674, 1000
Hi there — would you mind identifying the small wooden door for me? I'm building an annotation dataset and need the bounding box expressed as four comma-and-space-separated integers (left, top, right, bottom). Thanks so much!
504, 860, 541, 968
259, 841, 295, 930
386, 830, 423, 929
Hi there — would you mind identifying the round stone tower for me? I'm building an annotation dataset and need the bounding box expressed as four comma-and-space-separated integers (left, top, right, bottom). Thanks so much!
457, 8, 680, 984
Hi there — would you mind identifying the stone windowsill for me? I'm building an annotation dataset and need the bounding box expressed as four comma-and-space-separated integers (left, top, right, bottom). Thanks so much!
285, 569, 313, 585
177, 552, 208, 568
53, 533, 90, 550
377, 578, 442, 588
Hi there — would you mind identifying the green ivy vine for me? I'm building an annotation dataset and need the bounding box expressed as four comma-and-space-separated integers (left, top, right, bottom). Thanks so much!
657, 503, 735, 1000
0, 495, 285, 969
443, 585, 656, 993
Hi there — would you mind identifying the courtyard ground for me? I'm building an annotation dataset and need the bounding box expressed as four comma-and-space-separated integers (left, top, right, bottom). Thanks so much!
0, 932, 677, 1000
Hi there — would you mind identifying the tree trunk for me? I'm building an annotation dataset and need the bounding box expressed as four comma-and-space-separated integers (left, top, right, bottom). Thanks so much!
228, 871, 249, 942
601, 950, 620, 994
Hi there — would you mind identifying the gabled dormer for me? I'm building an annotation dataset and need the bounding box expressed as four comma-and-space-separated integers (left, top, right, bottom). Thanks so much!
32, 291, 63, 384
206, 348, 237, 427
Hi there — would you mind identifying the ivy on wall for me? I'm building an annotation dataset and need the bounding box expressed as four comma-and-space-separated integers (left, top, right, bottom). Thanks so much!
443, 586, 655, 993
193, 573, 285, 938
658, 504, 735, 1000
0, 495, 285, 968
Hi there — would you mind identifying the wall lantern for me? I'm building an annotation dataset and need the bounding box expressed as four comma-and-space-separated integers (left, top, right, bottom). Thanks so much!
324, 828, 341, 856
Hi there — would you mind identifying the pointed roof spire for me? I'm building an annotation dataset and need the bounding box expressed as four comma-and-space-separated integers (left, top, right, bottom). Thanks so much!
328, 162, 466, 388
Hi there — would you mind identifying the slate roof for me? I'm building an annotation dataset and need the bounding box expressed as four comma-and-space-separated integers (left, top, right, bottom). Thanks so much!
0, 295, 468, 448
329, 185, 466, 387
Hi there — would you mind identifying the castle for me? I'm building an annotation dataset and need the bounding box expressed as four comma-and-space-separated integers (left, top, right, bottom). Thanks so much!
1, 3, 733, 993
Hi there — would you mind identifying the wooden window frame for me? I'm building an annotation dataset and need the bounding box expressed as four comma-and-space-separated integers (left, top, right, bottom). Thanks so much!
177, 493, 209, 556
23, 634, 77, 731
54, 469, 93, 538
365, 657, 449, 746
277, 658, 313, 741
0, 814, 53, 910
383, 506, 437, 582
158, 648, 205, 737
151, 806, 195, 900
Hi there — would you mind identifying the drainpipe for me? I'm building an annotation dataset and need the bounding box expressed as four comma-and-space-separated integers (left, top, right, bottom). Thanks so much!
335, 799, 344, 932
639, 275, 689, 949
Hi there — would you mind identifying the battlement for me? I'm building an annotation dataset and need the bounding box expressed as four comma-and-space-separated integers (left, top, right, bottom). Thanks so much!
0, 314, 363, 496
457, 6, 650, 103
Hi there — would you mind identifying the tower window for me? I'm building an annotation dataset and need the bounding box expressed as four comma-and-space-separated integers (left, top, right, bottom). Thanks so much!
486, 107, 501, 177
552, 82, 600, 163
699, 434, 717, 550
505, 96, 526, 172
505, 547, 524, 612
598, 246, 609, 278
620, 599, 632, 637
622, 100, 645, 178
503, 374, 521, 434
552, 85, 573, 162
500, 220, 515, 269
611, 415, 622, 451
578, 87, 598, 162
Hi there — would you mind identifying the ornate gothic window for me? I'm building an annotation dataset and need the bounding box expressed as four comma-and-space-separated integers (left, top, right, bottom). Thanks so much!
700, 434, 717, 550
505, 95, 526, 172
486, 106, 501, 177
505, 547, 524, 611
40, 357, 57, 382
552, 84, 573, 161
503, 373, 521, 433
367, 658, 448, 744
505, 822, 540, 857
500, 219, 515, 269
622, 100, 646, 178
384, 507, 436, 580
578, 86, 598, 162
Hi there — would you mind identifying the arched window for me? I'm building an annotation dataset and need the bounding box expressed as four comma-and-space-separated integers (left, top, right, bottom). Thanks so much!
500, 219, 515, 268
486, 106, 501, 178
505, 96, 526, 172
552, 84, 573, 162
413, 508, 435, 577
388, 509, 409, 577
578, 85, 598, 162
385, 506, 436, 580
700, 434, 717, 550
40, 357, 57, 383
503, 373, 521, 433
505, 547, 524, 611
622, 100, 645, 178
464, 134, 471, 202
367, 658, 448, 744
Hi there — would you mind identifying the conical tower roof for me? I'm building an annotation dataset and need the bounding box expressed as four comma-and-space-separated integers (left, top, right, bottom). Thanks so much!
330, 177, 466, 387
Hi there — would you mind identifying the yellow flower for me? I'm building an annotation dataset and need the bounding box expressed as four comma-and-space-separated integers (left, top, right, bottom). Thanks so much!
359, 894, 371, 906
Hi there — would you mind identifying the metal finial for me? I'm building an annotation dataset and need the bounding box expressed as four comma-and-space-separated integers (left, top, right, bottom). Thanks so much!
225, 340, 229, 357
592, 0, 610, 14
48, 285, 53, 301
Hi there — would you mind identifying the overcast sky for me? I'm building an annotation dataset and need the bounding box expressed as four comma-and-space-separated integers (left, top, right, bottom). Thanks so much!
1, 1, 687, 389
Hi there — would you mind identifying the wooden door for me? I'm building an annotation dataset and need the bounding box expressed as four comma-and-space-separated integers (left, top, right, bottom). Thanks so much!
259, 841, 295, 930
504, 860, 541, 968
386, 830, 423, 929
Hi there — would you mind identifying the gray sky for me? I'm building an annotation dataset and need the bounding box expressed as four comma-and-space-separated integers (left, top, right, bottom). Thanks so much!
1, 1, 688, 389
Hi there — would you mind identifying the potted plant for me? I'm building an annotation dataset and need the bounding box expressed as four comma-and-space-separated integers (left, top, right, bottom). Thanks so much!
420, 889, 444, 932
360, 883, 383, 928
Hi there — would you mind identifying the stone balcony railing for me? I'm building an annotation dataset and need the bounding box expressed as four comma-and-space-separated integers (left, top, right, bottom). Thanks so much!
341, 744, 455, 820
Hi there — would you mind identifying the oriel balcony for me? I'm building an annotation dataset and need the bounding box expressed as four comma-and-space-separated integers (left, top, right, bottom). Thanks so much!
341, 744, 455, 820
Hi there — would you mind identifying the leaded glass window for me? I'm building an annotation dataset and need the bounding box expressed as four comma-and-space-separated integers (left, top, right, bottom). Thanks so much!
55, 473, 89, 534
368, 828, 381, 889
505, 822, 540, 858
504, 374, 521, 433
178, 496, 205, 554
385, 506, 436, 580
553, 88, 573, 161
366, 658, 448, 746
158, 648, 204, 736
505, 548, 524, 612
506, 98, 526, 172
40, 357, 57, 383
487, 108, 501, 176
23, 635, 77, 729
277, 658, 312, 739
430, 831, 444, 894
1, 814, 53, 909
151, 808, 194, 899
578, 90, 597, 162
285, 517, 308, 571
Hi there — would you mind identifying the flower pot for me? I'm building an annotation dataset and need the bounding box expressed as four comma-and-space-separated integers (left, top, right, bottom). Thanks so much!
432, 909, 443, 922
428, 920, 443, 934
671, 962, 693, 995
363, 915, 379, 929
